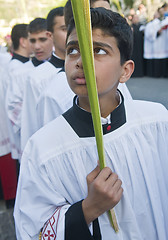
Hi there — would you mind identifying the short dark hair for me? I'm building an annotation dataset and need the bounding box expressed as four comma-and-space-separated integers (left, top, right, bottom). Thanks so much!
64, 0, 72, 27
47, 7, 64, 32
67, 8, 133, 65
28, 18, 47, 34
11, 24, 28, 50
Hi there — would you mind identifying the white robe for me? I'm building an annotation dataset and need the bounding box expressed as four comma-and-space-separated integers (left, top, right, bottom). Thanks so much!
0, 51, 11, 68
4, 58, 30, 159
8, 58, 26, 74
0, 67, 11, 156
5, 60, 35, 160
36, 70, 132, 130
20, 62, 61, 153
14, 99, 168, 240
36, 71, 75, 129
144, 17, 168, 59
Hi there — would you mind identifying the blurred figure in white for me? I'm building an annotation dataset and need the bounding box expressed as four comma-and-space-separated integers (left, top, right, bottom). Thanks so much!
0, 66, 17, 209
6, 18, 53, 162
144, 8, 168, 78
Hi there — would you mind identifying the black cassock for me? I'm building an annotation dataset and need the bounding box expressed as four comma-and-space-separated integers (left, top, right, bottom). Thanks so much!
131, 23, 144, 78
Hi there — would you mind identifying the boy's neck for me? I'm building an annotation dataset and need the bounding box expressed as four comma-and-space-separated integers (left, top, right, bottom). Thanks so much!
14, 48, 30, 58
78, 91, 120, 118
54, 49, 65, 60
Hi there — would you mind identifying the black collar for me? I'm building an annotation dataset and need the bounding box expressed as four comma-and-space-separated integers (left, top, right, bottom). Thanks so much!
58, 67, 65, 73
63, 91, 126, 137
12, 53, 29, 63
49, 54, 65, 69
32, 57, 44, 67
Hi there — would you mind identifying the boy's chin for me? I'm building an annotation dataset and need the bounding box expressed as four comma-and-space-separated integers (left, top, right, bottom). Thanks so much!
72, 86, 88, 97
76, 91, 89, 98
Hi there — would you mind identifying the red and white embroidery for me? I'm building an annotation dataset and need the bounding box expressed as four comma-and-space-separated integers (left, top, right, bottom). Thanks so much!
41, 207, 62, 240
0, 138, 10, 147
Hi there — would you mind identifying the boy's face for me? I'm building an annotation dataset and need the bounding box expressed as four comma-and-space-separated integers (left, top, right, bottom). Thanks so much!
65, 28, 124, 99
29, 30, 53, 61
52, 16, 67, 56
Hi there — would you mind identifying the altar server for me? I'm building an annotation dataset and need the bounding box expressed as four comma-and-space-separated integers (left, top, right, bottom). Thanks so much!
20, 7, 67, 152
14, 8, 168, 240
5, 18, 53, 161
0, 66, 17, 208
35, 0, 132, 130
144, 9, 168, 77
4, 24, 31, 160
9, 24, 31, 72
28, 17, 53, 65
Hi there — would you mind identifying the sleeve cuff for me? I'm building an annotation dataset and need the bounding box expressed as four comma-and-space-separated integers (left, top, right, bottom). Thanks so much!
65, 200, 101, 240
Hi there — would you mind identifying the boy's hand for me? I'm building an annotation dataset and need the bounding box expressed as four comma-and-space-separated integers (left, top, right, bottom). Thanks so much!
82, 165, 123, 224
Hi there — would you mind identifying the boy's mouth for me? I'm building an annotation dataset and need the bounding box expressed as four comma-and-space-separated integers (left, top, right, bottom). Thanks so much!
75, 77, 86, 84
73, 73, 86, 84
35, 52, 43, 58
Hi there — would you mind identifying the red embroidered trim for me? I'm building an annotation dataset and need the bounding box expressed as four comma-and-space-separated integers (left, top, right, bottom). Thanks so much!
41, 207, 62, 240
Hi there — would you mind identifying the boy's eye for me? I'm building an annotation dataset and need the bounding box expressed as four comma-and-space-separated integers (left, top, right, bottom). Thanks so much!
40, 38, 47, 42
94, 48, 106, 55
29, 39, 36, 43
61, 26, 67, 32
67, 48, 79, 55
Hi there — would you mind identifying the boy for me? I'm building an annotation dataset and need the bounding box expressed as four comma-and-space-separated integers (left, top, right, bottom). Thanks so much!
14, 8, 168, 240
0, 66, 17, 209
10, 24, 31, 70
28, 17, 53, 65
5, 24, 31, 161
0, 23, 31, 207
47, 7, 67, 66
20, 8, 67, 152
6, 18, 53, 161
35, 0, 131, 131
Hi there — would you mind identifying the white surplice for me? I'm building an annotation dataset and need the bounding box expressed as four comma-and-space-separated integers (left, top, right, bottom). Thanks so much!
36, 71, 75, 129
0, 51, 11, 68
20, 62, 61, 153
14, 99, 168, 240
144, 17, 168, 59
0, 67, 11, 156
4, 58, 30, 159
5, 60, 34, 160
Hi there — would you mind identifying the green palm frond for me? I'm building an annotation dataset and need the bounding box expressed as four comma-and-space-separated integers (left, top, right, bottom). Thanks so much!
71, 0, 119, 233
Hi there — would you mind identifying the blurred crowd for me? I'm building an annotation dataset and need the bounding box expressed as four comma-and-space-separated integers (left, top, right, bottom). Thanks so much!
128, 2, 168, 78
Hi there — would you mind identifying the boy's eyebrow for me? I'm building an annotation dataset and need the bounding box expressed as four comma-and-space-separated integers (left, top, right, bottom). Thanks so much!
29, 37, 47, 40
93, 41, 113, 51
66, 40, 113, 51
66, 40, 79, 48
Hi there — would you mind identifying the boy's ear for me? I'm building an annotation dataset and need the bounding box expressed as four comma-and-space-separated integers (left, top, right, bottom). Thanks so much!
46, 31, 52, 39
119, 60, 134, 83
20, 37, 27, 48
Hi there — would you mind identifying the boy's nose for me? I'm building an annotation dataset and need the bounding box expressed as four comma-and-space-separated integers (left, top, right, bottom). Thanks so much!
34, 42, 41, 49
76, 56, 83, 69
